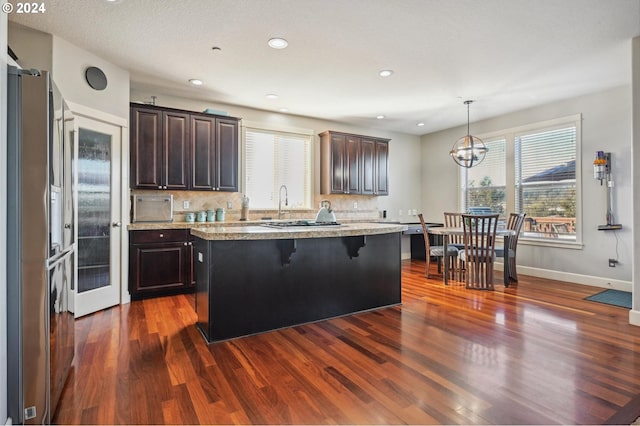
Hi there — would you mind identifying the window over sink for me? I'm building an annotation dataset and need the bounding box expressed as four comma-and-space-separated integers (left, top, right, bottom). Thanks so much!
243, 125, 312, 209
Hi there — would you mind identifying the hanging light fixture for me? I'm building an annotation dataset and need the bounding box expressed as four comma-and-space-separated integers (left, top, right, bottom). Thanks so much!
450, 100, 488, 168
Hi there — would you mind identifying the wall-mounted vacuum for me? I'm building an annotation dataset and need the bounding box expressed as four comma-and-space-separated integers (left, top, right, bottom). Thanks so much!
593, 151, 622, 230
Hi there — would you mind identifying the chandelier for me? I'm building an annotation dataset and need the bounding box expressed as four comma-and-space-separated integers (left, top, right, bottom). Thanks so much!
450, 100, 488, 168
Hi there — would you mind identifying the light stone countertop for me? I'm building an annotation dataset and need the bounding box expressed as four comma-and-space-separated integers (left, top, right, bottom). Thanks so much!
127, 218, 416, 231
190, 222, 408, 241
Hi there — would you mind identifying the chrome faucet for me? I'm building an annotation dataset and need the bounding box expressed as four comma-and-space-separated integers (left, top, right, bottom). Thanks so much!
278, 184, 288, 219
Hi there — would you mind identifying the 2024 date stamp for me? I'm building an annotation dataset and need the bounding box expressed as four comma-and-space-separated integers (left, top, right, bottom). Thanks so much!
2, 2, 47, 14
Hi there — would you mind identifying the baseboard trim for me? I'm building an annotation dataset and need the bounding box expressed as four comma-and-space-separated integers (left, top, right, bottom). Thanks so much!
501, 264, 632, 292
630, 309, 640, 326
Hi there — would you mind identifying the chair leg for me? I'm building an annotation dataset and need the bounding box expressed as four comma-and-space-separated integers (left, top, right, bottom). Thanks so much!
426, 253, 431, 278
509, 257, 518, 282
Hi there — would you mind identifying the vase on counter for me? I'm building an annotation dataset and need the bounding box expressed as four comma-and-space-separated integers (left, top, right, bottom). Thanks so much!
196, 211, 207, 222
216, 208, 225, 221
206, 209, 215, 222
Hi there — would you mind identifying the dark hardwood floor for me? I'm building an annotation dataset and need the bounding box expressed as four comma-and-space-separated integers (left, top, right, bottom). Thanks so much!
53, 260, 640, 424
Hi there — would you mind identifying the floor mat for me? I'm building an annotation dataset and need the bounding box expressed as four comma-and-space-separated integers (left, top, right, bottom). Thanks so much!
585, 289, 632, 309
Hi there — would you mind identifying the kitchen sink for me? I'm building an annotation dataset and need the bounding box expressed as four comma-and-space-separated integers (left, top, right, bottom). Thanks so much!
261, 220, 342, 228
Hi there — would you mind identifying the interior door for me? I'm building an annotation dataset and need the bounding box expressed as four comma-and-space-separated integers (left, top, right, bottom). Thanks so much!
73, 116, 122, 317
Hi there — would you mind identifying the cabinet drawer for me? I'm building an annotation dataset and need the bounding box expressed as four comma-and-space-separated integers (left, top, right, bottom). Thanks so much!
131, 229, 189, 244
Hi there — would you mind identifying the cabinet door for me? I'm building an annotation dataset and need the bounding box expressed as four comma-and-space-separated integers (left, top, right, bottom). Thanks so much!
375, 140, 389, 195
130, 107, 162, 189
216, 118, 239, 192
330, 133, 347, 193
346, 135, 361, 194
191, 115, 216, 190
130, 242, 189, 295
361, 138, 376, 195
163, 111, 190, 189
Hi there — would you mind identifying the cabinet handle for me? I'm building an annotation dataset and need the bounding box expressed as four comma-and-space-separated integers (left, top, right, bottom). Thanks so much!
158, 186, 162, 189
184, 242, 188, 246
159, 233, 164, 238
188, 242, 193, 245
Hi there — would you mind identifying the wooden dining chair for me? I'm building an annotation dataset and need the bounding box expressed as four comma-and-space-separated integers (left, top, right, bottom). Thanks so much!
495, 212, 526, 282
418, 214, 459, 279
459, 213, 499, 290
443, 212, 465, 249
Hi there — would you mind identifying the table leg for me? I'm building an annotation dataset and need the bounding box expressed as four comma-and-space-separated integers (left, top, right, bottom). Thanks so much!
503, 235, 510, 287
443, 234, 449, 285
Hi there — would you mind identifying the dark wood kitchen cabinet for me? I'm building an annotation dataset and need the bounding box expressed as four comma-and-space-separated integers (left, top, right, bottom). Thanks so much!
130, 106, 190, 190
319, 130, 390, 195
130, 103, 239, 192
129, 229, 194, 299
191, 115, 239, 191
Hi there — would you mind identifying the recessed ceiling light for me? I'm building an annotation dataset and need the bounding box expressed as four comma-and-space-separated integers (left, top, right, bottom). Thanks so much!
417, 122, 425, 127
376, 115, 385, 120
268, 38, 289, 49
279, 108, 289, 113
189, 79, 203, 86
105, 0, 123, 3
379, 70, 394, 77
265, 93, 279, 99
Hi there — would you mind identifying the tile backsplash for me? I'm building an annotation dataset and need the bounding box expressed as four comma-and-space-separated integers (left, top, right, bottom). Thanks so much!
130, 190, 381, 222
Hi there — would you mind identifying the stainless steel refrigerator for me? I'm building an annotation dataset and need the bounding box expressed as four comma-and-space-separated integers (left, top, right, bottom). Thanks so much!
7, 66, 75, 424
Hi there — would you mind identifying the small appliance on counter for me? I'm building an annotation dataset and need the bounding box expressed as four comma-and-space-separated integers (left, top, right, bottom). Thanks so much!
315, 199, 337, 223
240, 195, 250, 221
132, 194, 173, 222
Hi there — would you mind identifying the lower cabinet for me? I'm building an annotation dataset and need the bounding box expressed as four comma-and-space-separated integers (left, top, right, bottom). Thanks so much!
129, 229, 194, 299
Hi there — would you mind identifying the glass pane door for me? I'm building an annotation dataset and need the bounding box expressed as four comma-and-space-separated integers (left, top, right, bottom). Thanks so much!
77, 128, 112, 293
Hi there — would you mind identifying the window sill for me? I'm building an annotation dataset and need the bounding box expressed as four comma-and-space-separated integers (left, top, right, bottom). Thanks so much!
519, 237, 583, 250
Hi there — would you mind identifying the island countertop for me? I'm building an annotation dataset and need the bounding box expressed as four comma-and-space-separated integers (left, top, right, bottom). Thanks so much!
190, 222, 408, 241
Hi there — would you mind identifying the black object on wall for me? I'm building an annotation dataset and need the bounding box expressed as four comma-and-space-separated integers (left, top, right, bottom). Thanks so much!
85, 66, 107, 90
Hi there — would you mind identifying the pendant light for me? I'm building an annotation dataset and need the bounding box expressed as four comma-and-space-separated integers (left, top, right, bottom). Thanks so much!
450, 100, 488, 168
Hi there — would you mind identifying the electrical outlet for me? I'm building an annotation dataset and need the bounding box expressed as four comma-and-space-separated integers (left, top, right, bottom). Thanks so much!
227, 201, 233, 209
183, 200, 190, 209
353, 201, 358, 209
609, 258, 618, 267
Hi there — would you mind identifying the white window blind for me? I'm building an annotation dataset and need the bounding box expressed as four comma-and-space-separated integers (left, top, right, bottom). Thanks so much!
244, 128, 311, 209
516, 126, 576, 240
458, 115, 580, 245
462, 138, 506, 216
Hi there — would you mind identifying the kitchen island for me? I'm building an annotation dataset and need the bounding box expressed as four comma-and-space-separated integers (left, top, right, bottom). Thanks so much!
191, 223, 407, 343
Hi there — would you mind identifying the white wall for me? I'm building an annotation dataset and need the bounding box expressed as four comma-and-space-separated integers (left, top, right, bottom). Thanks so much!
631, 37, 640, 326
7, 21, 52, 72
421, 85, 633, 288
1, 4, 8, 424
52, 36, 129, 120
130, 90, 424, 257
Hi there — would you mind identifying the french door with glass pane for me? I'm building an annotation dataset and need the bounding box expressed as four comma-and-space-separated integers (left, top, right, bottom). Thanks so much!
73, 116, 122, 317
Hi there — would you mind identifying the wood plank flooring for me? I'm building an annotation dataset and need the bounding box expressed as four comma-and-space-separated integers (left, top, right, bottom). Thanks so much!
53, 260, 640, 424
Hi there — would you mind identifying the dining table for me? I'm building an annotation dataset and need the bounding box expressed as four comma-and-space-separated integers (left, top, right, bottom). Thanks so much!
427, 226, 517, 286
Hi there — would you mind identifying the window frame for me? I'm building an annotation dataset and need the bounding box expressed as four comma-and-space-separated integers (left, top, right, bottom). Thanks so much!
459, 114, 583, 248
241, 121, 314, 210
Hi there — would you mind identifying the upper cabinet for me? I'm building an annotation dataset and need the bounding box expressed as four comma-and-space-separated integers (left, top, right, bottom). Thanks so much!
190, 115, 239, 191
130, 104, 239, 192
319, 130, 390, 195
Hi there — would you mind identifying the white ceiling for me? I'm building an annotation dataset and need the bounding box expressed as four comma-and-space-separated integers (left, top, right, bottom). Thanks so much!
9, 0, 640, 135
